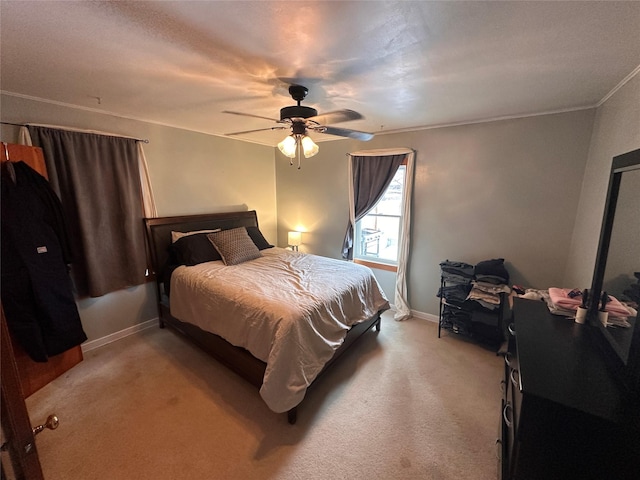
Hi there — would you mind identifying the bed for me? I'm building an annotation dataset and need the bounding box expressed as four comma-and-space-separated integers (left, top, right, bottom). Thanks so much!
144, 210, 389, 423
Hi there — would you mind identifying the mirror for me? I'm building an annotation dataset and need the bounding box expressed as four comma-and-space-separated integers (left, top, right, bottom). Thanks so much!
589, 148, 640, 394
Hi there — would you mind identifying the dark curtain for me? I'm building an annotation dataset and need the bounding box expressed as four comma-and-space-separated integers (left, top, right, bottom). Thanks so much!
29, 126, 147, 297
341, 154, 405, 259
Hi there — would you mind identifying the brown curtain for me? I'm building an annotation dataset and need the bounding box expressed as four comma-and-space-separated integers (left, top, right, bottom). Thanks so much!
341, 154, 405, 259
28, 126, 147, 297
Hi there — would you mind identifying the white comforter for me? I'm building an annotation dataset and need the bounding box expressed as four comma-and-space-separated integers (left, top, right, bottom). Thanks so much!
169, 247, 389, 413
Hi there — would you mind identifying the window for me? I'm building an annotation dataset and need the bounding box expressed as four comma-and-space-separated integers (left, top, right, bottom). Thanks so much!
354, 164, 406, 267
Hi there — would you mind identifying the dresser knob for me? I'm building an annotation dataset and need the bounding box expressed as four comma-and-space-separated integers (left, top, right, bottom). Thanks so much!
504, 352, 513, 366
32, 414, 59, 436
503, 403, 513, 428
510, 369, 521, 391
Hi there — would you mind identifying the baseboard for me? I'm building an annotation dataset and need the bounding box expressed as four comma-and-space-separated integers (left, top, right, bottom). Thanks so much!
410, 309, 439, 323
81, 318, 158, 353
388, 303, 439, 323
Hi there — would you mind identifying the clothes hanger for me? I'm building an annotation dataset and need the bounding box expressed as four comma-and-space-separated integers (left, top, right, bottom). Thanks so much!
1, 141, 17, 183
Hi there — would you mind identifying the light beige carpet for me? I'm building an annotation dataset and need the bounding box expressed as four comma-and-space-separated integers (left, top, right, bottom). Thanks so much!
26, 311, 502, 479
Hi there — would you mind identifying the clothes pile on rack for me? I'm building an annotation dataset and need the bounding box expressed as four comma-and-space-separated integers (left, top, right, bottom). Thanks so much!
437, 258, 510, 344
438, 260, 474, 336
468, 258, 511, 310
474, 258, 510, 286
440, 260, 475, 284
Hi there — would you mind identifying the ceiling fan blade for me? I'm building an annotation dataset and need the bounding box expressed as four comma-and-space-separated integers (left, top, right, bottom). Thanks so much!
222, 110, 281, 123
318, 126, 374, 141
306, 109, 363, 125
226, 126, 287, 136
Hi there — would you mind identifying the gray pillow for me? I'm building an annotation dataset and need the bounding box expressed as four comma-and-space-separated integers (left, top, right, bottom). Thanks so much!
207, 228, 262, 266
245, 226, 274, 250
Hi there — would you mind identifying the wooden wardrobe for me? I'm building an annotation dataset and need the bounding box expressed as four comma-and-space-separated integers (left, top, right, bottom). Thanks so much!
1, 142, 83, 398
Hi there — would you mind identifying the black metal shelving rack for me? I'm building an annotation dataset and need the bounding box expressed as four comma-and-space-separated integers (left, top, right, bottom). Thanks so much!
437, 261, 507, 348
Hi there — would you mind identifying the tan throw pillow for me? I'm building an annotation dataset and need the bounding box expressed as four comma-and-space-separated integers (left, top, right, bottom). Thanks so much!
171, 228, 221, 243
207, 228, 262, 266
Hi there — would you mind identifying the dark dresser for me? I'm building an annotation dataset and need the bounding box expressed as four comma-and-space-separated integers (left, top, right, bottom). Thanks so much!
498, 298, 640, 480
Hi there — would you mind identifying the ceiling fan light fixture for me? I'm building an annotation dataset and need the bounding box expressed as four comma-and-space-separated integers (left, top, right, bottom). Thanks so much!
278, 135, 297, 158
224, 85, 374, 150
301, 135, 319, 158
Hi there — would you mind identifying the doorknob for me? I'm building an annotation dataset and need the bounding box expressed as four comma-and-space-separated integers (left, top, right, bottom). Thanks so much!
32, 414, 59, 436
0, 414, 58, 453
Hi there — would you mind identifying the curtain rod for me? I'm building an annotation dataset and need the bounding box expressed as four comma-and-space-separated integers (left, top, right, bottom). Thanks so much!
0, 121, 149, 144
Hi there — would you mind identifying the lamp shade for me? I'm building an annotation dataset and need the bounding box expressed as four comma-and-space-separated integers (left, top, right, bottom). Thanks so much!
288, 231, 302, 246
278, 135, 297, 158
301, 135, 319, 158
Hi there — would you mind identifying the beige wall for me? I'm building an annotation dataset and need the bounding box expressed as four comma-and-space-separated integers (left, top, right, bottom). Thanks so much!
1, 93, 276, 342
276, 110, 596, 316
564, 74, 640, 288
2, 73, 637, 342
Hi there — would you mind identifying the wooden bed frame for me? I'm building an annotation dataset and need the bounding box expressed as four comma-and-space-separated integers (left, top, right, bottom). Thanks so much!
144, 210, 382, 424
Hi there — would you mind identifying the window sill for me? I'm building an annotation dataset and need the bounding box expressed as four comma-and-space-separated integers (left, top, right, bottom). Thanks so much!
354, 258, 398, 273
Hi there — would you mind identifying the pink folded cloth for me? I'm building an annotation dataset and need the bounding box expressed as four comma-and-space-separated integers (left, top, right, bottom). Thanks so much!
548, 288, 631, 317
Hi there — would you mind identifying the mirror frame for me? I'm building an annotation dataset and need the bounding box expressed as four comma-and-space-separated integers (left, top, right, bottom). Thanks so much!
588, 147, 640, 396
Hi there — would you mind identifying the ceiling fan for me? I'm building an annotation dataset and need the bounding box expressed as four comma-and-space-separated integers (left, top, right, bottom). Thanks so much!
224, 85, 373, 168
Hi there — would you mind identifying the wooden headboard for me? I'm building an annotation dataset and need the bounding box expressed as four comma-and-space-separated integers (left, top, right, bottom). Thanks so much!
144, 210, 259, 280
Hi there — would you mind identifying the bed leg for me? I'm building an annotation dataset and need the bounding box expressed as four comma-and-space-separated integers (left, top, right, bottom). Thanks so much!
375, 316, 381, 332
287, 408, 297, 425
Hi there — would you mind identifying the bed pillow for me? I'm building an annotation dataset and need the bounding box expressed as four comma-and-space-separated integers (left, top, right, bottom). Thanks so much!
207, 227, 262, 266
246, 226, 274, 250
171, 228, 221, 243
168, 233, 222, 266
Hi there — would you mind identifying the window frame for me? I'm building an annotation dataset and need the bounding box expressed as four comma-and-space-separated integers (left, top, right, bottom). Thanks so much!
353, 158, 407, 272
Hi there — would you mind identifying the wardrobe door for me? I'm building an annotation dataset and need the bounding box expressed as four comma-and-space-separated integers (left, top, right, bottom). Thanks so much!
2, 142, 83, 398
4, 144, 48, 179
1, 310, 45, 480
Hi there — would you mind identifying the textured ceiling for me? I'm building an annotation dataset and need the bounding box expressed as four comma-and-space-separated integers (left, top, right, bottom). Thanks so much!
1, 1, 639, 146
